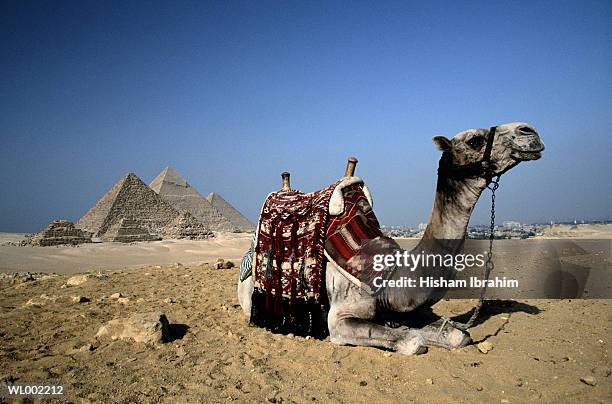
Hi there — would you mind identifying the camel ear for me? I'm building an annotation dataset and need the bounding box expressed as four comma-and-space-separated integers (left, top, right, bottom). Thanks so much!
432, 136, 452, 152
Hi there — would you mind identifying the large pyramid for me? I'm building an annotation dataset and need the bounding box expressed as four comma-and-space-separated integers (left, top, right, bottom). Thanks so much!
207, 192, 254, 232
149, 166, 236, 232
76, 173, 212, 241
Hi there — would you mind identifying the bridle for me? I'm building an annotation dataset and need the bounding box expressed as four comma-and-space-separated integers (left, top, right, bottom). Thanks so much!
437, 126, 498, 183
436, 126, 501, 332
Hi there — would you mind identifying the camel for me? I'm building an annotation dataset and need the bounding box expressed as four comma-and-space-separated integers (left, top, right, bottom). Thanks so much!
238, 122, 544, 354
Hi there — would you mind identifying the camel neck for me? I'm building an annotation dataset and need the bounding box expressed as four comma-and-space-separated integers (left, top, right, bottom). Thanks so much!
422, 174, 487, 241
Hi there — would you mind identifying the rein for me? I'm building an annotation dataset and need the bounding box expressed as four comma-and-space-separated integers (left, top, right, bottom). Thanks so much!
438, 126, 500, 332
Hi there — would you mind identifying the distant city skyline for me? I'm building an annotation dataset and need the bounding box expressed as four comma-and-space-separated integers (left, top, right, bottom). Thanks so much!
1, 1, 611, 232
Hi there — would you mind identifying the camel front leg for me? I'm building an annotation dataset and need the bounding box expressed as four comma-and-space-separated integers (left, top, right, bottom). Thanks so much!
326, 267, 426, 355
328, 302, 427, 355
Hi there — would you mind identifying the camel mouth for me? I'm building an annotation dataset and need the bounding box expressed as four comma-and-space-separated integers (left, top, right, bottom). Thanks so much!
511, 149, 543, 161
510, 133, 545, 161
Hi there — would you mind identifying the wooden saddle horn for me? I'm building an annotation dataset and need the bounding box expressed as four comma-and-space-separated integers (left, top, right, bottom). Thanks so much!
281, 171, 291, 191
344, 156, 358, 177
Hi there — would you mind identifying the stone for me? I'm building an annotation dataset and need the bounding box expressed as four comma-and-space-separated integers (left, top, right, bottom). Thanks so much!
383, 352, 392, 357
580, 375, 596, 386
95, 312, 170, 344
222, 260, 235, 269
425, 378, 434, 385
478, 341, 494, 354
72, 295, 90, 303
27, 220, 92, 246
67, 274, 90, 286
79, 343, 93, 352
117, 297, 130, 305
110, 292, 123, 299
23, 294, 58, 307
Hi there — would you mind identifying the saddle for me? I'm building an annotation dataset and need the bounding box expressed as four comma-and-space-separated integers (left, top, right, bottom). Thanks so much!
250, 167, 388, 337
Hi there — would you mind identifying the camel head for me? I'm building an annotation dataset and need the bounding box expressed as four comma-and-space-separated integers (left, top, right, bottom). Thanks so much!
432, 122, 545, 180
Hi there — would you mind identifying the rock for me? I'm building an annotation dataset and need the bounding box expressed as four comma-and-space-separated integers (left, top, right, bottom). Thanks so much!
23, 294, 58, 307
425, 378, 434, 385
79, 343, 93, 352
136, 298, 145, 304
592, 366, 611, 378
383, 352, 392, 357
117, 297, 130, 305
580, 375, 596, 386
95, 312, 170, 344
66, 274, 89, 286
222, 260, 235, 269
110, 292, 123, 299
72, 295, 90, 303
163, 298, 175, 304
215, 258, 225, 269
478, 341, 494, 354
500, 399, 510, 404
359, 380, 367, 386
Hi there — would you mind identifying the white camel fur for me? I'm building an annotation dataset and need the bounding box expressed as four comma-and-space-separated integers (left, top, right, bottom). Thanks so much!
238, 122, 544, 355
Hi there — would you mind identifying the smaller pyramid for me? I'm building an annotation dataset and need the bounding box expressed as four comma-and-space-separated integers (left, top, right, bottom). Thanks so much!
206, 192, 254, 232
102, 218, 162, 243
163, 212, 214, 240
28, 220, 92, 246
149, 166, 235, 232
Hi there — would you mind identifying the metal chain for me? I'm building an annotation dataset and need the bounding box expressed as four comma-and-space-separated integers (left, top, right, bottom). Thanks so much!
442, 176, 499, 332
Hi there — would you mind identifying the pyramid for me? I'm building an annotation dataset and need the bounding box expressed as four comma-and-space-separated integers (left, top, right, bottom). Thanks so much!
102, 218, 162, 243
149, 166, 236, 232
28, 220, 92, 246
76, 173, 199, 240
163, 212, 214, 240
207, 192, 254, 232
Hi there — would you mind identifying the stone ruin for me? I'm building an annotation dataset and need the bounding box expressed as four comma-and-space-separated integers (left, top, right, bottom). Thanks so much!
28, 220, 92, 246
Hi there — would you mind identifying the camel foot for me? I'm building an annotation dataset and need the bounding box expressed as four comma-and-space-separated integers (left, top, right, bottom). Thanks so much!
420, 321, 472, 349
395, 334, 427, 355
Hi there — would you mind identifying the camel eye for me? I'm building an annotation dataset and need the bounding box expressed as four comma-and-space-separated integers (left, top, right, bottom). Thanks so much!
467, 136, 485, 149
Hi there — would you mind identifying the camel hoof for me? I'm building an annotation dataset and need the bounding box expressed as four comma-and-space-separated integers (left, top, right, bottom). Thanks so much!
447, 328, 472, 348
395, 335, 427, 355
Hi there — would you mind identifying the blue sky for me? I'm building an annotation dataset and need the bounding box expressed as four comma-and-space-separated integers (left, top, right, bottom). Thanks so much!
1, 0, 610, 232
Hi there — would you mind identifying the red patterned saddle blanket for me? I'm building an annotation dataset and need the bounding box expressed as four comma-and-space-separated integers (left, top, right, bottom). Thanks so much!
252, 178, 385, 299
253, 182, 336, 302
251, 177, 388, 336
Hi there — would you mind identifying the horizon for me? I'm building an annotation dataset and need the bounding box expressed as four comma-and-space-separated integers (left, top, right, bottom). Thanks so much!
2, 1, 611, 232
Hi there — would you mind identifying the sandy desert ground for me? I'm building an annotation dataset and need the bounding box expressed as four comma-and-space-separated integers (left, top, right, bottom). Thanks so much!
0, 231, 610, 403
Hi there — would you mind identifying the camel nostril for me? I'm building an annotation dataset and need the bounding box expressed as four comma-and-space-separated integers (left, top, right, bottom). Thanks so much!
518, 126, 538, 136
